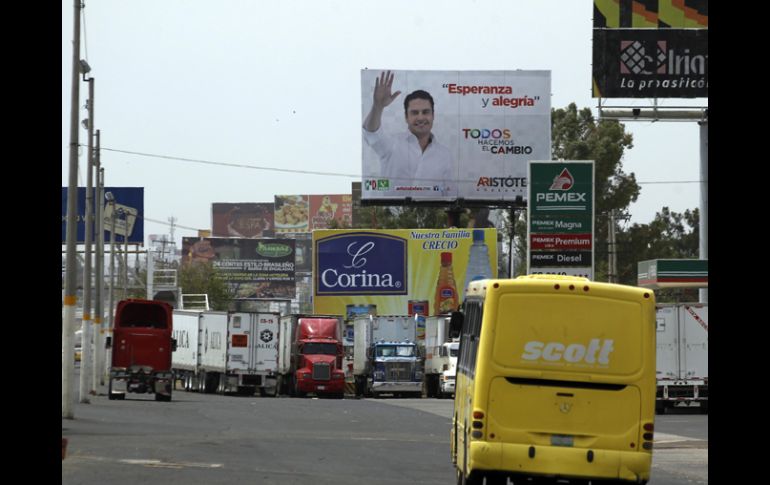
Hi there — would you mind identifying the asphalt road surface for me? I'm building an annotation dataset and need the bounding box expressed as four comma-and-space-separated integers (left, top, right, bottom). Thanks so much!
62, 383, 707, 485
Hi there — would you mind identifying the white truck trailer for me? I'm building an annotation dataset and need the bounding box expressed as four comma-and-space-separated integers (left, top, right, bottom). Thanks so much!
171, 310, 203, 391
353, 315, 423, 398
655, 303, 708, 413
422, 315, 459, 398
172, 310, 280, 396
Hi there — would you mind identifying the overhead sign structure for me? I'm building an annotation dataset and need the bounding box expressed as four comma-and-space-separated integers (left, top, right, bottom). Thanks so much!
528, 161, 595, 280
361, 69, 551, 204
592, 0, 708, 99
313, 228, 497, 316
61, 187, 144, 244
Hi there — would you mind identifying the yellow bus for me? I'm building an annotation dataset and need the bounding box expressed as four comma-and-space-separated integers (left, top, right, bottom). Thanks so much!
450, 275, 657, 485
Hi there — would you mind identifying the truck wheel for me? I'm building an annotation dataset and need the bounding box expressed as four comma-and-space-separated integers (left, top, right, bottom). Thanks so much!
108, 379, 125, 400
155, 392, 171, 402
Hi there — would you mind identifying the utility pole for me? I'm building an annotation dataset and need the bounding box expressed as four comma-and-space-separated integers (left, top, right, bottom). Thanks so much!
63, 0, 82, 419
607, 210, 617, 283
79, 68, 94, 404
106, 192, 117, 381
94, 154, 105, 392
123, 212, 129, 299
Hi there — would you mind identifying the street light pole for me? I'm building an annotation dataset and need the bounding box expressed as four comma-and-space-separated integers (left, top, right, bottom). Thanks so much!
80, 69, 95, 403
63, 0, 83, 419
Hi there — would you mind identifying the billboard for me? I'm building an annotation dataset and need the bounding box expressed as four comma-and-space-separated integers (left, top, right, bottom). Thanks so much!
527, 161, 595, 280
592, 0, 708, 98
592, 29, 708, 98
274, 194, 353, 233
361, 70, 551, 203
313, 228, 497, 316
181, 237, 296, 299
61, 187, 144, 244
212, 203, 275, 238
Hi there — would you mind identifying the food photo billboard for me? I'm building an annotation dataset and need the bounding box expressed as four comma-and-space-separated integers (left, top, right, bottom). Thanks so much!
361, 69, 551, 204
212, 203, 275, 238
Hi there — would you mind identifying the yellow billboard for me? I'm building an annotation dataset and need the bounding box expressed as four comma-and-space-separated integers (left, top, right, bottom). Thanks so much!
313, 228, 497, 317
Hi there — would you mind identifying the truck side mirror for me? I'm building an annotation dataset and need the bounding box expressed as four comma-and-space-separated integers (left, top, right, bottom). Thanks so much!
448, 311, 463, 338
171, 338, 178, 352
105, 336, 112, 349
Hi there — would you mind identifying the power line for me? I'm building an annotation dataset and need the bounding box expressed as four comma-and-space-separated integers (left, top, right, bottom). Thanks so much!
97, 146, 703, 185
100, 147, 359, 178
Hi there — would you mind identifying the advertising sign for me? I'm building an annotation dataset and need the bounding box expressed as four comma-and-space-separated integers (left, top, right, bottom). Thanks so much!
361, 70, 551, 203
212, 203, 275, 238
313, 228, 497, 316
528, 161, 594, 279
61, 187, 144, 244
592, 28, 708, 98
309, 194, 353, 230
274, 194, 354, 233
181, 237, 296, 299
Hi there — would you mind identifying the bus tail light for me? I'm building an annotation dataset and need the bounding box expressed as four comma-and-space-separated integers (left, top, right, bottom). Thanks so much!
642, 422, 654, 451
471, 410, 485, 439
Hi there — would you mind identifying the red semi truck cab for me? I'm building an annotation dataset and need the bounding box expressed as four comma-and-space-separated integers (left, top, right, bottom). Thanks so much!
286, 316, 345, 398
108, 299, 176, 401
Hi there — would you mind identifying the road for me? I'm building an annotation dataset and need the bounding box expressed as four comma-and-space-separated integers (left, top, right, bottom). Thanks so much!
62, 383, 707, 484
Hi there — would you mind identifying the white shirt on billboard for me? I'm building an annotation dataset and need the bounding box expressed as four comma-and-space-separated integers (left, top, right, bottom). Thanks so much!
363, 127, 454, 195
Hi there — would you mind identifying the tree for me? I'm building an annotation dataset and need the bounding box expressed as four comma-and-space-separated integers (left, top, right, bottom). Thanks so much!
177, 261, 234, 311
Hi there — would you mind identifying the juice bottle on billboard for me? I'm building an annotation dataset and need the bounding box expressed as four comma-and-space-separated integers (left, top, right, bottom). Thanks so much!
434, 252, 458, 314
463, 229, 493, 298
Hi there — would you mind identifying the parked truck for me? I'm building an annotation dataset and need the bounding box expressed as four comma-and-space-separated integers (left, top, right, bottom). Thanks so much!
422, 315, 459, 398
353, 315, 423, 398
108, 299, 176, 401
655, 302, 708, 413
276, 314, 346, 398
171, 309, 203, 392
172, 310, 280, 396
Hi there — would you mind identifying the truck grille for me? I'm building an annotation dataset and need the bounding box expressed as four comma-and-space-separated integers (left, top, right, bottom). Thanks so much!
386, 362, 412, 382
312, 362, 331, 381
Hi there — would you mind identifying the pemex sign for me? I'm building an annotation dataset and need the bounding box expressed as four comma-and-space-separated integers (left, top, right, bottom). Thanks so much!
528, 161, 594, 279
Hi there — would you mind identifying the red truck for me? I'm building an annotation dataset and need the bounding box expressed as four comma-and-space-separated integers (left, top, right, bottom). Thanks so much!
107, 299, 177, 401
276, 315, 345, 398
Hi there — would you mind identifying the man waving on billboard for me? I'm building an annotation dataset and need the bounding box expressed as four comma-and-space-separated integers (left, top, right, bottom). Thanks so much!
363, 70, 455, 195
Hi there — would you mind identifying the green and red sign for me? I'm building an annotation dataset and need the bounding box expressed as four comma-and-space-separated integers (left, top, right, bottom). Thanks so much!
528, 161, 595, 279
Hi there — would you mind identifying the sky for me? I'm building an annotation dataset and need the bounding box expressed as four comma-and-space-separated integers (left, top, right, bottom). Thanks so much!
62, 0, 707, 249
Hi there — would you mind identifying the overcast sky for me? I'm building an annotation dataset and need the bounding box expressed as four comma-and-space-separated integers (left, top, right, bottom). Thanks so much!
62, 0, 707, 248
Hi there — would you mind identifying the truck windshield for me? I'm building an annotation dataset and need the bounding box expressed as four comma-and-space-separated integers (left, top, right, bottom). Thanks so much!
301, 343, 337, 355
376, 345, 415, 357
449, 347, 459, 357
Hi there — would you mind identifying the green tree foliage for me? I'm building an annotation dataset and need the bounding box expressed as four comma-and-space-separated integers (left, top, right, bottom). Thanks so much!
352, 205, 459, 229
177, 261, 234, 311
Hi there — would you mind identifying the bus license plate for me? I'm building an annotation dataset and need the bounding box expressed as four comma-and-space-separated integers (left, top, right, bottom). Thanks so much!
551, 435, 574, 447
